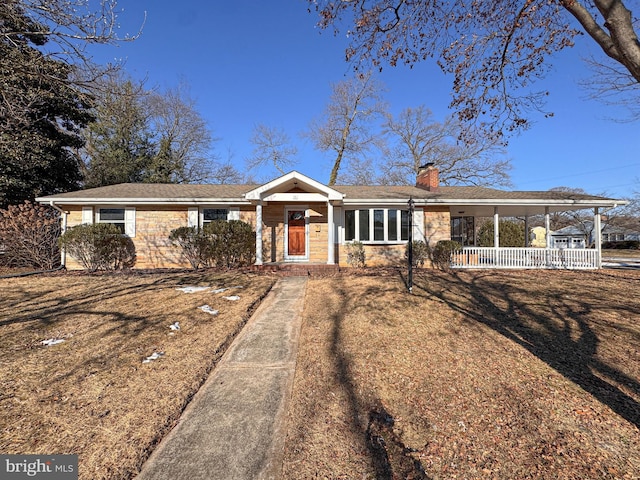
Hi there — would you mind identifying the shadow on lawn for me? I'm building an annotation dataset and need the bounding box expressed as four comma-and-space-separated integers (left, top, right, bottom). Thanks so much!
330, 283, 429, 480
412, 270, 640, 429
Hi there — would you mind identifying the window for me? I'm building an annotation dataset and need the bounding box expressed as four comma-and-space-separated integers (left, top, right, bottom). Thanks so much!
189, 207, 239, 229
203, 208, 228, 224
451, 216, 475, 246
359, 209, 370, 241
98, 208, 125, 234
400, 211, 410, 241
388, 210, 398, 241
344, 209, 409, 243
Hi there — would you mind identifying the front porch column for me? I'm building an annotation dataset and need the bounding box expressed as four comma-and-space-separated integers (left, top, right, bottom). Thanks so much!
545, 207, 551, 248
493, 207, 500, 249
524, 215, 530, 247
327, 201, 335, 264
594, 207, 602, 268
255, 201, 263, 265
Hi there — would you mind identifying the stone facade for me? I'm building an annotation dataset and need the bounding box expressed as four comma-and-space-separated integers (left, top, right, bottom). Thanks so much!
60, 204, 451, 270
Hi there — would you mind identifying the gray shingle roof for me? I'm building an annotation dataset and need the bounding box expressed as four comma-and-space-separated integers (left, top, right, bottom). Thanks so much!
36, 182, 617, 205
37, 183, 257, 201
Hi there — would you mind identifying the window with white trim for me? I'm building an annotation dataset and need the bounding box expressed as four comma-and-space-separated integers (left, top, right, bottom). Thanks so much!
203, 208, 229, 224
344, 209, 409, 243
189, 207, 240, 228
96, 207, 136, 237
98, 208, 125, 233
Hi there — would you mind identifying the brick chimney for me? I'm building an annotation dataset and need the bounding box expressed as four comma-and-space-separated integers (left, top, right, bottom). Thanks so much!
416, 163, 439, 191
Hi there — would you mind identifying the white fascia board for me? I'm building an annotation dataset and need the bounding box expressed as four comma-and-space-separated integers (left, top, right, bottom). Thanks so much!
244, 171, 344, 201
36, 197, 251, 206
340, 197, 625, 208
440, 198, 625, 208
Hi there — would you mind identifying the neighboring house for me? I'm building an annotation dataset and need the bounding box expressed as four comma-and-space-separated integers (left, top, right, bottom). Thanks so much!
551, 222, 640, 248
550, 226, 588, 249
601, 226, 640, 243
36, 165, 624, 270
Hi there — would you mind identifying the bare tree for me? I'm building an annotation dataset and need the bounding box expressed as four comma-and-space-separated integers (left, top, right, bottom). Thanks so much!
247, 124, 298, 175
305, 72, 386, 185
380, 106, 512, 187
310, 0, 640, 135
209, 149, 245, 184
544, 186, 637, 242
146, 83, 216, 183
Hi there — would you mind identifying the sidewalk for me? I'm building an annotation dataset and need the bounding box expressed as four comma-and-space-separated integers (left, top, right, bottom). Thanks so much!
136, 276, 308, 480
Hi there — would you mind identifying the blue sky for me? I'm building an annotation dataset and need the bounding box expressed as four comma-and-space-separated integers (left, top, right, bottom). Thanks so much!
91, 0, 639, 198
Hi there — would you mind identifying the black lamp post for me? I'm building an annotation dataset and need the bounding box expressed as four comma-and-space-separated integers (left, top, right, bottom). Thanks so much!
408, 196, 414, 293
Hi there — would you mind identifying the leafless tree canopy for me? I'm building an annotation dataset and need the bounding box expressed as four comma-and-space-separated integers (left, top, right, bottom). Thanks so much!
304, 72, 387, 185
310, 0, 640, 134
247, 124, 298, 176
146, 83, 215, 184
380, 106, 512, 187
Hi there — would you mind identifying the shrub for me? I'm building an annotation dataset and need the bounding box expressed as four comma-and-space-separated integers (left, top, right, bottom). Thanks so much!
345, 241, 366, 268
169, 226, 211, 270
405, 240, 429, 267
0, 201, 61, 269
431, 240, 461, 270
602, 240, 640, 250
478, 219, 525, 247
204, 220, 255, 268
169, 220, 255, 270
59, 223, 136, 271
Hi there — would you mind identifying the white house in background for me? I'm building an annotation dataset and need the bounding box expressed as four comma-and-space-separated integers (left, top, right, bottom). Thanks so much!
37, 165, 625, 270
551, 222, 640, 248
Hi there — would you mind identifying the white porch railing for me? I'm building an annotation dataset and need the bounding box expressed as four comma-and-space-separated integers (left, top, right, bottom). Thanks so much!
451, 247, 599, 270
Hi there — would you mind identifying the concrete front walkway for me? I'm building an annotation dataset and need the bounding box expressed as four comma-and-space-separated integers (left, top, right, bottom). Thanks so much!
136, 276, 307, 480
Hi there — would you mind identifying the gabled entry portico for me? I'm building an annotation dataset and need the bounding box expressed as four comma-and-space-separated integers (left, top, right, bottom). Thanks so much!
243, 172, 344, 265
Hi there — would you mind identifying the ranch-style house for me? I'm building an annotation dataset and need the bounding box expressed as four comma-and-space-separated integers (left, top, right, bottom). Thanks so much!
37, 164, 624, 270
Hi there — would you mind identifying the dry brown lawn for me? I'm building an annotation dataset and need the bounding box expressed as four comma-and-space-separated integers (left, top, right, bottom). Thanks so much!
0, 270, 275, 479
283, 269, 640, 479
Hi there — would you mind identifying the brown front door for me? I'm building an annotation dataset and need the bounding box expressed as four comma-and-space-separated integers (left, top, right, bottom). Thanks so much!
288, 210, 306, 256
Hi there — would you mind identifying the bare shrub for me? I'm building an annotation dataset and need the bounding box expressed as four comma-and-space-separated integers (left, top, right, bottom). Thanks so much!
0, 201, 61, 269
